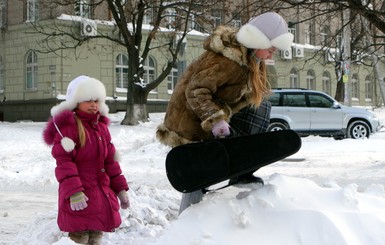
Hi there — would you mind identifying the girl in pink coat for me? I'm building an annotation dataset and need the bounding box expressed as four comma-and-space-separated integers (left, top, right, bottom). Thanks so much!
43, 75, 129, 244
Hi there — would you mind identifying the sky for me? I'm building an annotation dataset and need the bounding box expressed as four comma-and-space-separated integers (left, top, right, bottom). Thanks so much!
0, 107, 385, 245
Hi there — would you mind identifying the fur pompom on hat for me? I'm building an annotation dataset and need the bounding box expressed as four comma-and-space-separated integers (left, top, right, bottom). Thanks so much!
51, 75, 109, 117
236, 12, 294, 50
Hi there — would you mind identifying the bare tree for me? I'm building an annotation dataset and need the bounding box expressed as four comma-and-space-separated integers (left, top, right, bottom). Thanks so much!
277, 0, 385, 104
28, 0, 385, 125
28, 0, 234, 125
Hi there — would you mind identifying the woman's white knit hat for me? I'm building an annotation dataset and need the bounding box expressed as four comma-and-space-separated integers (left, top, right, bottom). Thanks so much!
236, 12, 294, 50
50, 75, 109, 116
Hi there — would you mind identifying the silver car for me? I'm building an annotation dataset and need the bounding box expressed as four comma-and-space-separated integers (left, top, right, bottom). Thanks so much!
268, 89, 381, 139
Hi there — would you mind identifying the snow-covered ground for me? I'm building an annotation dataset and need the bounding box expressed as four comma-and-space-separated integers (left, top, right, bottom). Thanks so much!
1, 107, 385, 245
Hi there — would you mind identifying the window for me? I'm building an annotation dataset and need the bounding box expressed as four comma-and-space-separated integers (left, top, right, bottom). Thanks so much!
115, 54, 128, 89
288, 21, 298, 43
282, 94, 307, 107
0, 56, 4, 93
322, 71, 331, 95
0, 1, 6, 28
320, 26, 331, 46
306, 70, 315, 90
212, 9, 222, 27
232, 11, 241, 28
304, 21, 316, 45
27, 0, 39, 22
269, 92, 280, 106
26, 51, 38, 90
143, 9, 153, 25
143, 56, 156, 92
165, 8, 177, 28
167, 63, 178, 93
308, 94, 333, 108
351, 73, 359, 100
289, 68, 299, 88
365, 75, 373, 101
75, 0, 91, 18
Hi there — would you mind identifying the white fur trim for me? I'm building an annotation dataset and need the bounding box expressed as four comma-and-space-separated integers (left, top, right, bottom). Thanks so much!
51, 101, 78, 117
236, 24, 271, 49
114, 150, 121, 162
51, 76, 109, 117
270, 32, 294, 50
99, 103, 109, 117
61, 137, 75, 152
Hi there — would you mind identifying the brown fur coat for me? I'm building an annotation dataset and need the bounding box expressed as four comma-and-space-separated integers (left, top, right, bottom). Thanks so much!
156, 25, 253, 147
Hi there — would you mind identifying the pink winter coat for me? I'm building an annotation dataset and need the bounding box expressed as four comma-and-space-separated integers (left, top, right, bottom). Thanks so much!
43, 109, 129, 232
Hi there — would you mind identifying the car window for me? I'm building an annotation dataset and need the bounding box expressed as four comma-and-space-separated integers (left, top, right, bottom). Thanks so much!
282, 94, 307, 107
268, 93, 280, 106
308, 94, 334, 108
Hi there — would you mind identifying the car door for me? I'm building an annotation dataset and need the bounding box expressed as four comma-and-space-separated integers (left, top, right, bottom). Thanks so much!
281, 92, 310, 130
307, 93, 343, 130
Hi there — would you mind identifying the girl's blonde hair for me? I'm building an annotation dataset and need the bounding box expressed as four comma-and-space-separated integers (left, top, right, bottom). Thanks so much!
247, 54, 271, 106
75, 115, 87, 148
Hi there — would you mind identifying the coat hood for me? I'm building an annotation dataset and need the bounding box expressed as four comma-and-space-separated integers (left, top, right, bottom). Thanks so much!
203, 25, 248, 66
43, 110, 110, 152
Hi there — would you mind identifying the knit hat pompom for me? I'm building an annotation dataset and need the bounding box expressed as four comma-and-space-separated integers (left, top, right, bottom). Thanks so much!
51, 75, 109, 116
236, 12, 294, 50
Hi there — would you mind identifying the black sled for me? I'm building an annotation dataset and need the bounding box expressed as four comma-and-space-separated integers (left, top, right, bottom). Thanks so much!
165, 130, 302, 193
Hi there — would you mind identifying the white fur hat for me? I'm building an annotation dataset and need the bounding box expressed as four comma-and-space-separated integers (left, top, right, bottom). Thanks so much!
236, 12, 294, 50
51, 75, 109, 116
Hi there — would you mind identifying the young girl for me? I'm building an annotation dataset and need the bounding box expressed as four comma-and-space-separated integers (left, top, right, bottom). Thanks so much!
156, 12, 293, 213
43, 75, 129, 244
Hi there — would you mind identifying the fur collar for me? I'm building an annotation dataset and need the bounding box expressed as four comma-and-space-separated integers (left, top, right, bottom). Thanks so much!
43, 110, 110, 151
203, 25, 248, 66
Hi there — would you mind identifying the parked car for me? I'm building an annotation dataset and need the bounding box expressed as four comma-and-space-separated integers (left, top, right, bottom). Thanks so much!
267, 88, 381, 139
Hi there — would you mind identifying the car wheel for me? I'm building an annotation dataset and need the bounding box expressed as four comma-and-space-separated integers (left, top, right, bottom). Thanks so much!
268, 122, 289, 132
347, 121, 370, 139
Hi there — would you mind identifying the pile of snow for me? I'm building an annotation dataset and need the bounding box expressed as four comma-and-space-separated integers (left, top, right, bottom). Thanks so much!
0, 108, 384, 245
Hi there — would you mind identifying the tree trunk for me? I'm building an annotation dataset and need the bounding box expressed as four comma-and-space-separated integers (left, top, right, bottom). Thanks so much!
335, 78, 345, 102
373, 60, 385, 106
334, 61, 345, 102
121, 83, 150, 125
121, 103, 149, 125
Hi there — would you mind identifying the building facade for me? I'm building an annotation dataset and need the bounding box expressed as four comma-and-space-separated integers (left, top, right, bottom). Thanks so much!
0, 0, 383, 122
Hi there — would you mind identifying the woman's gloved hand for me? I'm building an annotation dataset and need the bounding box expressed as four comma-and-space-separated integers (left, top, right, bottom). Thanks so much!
211, 119, 230, 138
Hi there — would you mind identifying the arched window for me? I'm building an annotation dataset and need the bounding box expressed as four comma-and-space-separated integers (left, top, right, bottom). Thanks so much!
365, 75, 373, 101
322, 71, 331, 95
351, 73, 359, 100
26, 50, 38, 90
115, 53, 128, 89
144, 56, 157, 92
167, 63, 178, 93
306, 69, 315, 90
289, 68, 299, 88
